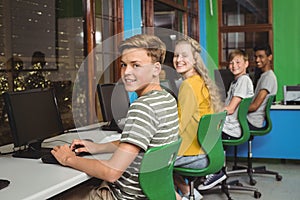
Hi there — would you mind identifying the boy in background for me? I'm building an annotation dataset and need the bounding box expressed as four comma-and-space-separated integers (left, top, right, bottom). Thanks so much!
247, 44, 277, 129
198, 49, 254, 190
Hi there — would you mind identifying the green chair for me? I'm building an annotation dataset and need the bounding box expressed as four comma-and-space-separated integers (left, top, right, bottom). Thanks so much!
223, 97, 253, 146
139, 138, 182, 200
222, 97, 261, 199
235, 95, 282, 185
174, 111, 227, 199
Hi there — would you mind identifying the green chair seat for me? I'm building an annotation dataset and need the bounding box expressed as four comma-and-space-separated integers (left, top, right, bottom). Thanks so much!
139, 137, 182, 200
222, 97, 253, 146
173, 111, 227, 198
249, 95, 274, 136
174, 111, 227, 177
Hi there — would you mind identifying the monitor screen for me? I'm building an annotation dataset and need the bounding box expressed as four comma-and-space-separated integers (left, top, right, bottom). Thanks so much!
214, 69, 234, 102
97, 83, 130, 132
283, 85, 300, 105
160, 79, 171, 90
3, 88, 64, 156
160, 79, 178, 101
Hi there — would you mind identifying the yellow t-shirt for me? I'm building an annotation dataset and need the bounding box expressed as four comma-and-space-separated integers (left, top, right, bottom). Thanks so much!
177, 75, 213, 156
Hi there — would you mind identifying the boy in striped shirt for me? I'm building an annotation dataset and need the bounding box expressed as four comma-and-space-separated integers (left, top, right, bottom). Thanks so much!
51, 34, 179, 200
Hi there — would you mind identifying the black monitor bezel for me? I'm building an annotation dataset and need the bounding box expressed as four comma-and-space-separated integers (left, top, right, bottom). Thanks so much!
3, 88, 64, 149
97, 83, 130, 124
214, 68, 235, 101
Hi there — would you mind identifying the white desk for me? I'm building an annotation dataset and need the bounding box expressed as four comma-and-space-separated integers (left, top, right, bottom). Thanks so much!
0, 125, 120, 200
271, 104, 300, 110
228, 104, 300, 159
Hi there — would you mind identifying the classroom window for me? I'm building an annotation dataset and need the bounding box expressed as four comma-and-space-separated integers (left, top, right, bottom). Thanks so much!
218, 0, 273, 70
142, 0, 199, 65
0, 0, 122, 146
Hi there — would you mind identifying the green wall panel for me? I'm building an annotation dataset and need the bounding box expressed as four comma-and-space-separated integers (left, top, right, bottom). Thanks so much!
204, 0, 300, 101
205, 0, 219, 79
273, 0, 300, 101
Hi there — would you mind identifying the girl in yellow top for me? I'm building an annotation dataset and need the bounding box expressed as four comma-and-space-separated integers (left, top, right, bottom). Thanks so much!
173, 37, 223, 200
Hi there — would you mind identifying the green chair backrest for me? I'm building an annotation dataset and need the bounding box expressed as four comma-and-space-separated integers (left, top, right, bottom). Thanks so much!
173, 111, 227, 177
250, 95, 275, 136
197, 111, 227, 174
223, 97, 253, 146
139, 138, 182, 200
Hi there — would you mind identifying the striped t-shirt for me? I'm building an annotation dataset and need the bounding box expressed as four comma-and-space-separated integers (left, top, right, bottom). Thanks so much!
109, 89, 179, 200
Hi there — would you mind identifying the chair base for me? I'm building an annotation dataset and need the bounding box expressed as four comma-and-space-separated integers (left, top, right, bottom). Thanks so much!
201, 179, 262, 200
230, 140, 283, 186
199, 167, 261, 200
229, 164, 283, 185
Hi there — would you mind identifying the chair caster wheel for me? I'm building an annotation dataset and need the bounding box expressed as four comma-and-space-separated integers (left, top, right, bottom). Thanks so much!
236, 182, 243, 187
250, 179, 256, 185
276, 175, 282, 181
254, 191, 262, 199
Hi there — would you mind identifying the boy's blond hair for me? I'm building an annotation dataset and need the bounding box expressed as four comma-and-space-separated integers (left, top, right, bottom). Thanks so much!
228, 49, 249, 62
118, 34, 166, 64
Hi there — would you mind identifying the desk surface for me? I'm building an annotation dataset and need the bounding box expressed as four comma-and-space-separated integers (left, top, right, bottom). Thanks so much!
0, 124, 120, 200
271, 104, 300, 110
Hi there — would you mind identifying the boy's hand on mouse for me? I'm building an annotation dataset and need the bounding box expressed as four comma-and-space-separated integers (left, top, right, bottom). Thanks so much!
70, 139, 94, 154
51, 144, 76, 166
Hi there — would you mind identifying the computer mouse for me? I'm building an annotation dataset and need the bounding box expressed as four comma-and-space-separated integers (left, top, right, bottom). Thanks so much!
72, 142, 92, 157
72, 139, 93, 150
0, 179, 10, 190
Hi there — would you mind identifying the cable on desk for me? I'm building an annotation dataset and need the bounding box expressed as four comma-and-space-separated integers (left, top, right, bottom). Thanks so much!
64, 126, 101, 133
43, 139, 71, 145
0, 150, 14, 156
0, 145, 26, 156
0, 140, 71, 156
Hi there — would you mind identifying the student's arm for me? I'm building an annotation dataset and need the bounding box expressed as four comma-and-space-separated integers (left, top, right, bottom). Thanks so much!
224, 96, 242, 115
51, 142, 140, 183
248, 89, 269, 112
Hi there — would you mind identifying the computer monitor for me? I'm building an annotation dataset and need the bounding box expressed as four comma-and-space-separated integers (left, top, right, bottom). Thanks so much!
3, 88, 64, 159
97, 83, 130, 132
283, 85, 300, 105
160, 79, 178, 101
214, 69, 234, 102
160, 79, 172, 89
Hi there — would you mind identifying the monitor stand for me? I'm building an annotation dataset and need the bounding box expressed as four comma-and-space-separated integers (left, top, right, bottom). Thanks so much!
13, 140, 52, 159
101, 119, 122, 133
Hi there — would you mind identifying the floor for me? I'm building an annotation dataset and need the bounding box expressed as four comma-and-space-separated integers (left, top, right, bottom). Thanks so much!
200, 159, 300, 200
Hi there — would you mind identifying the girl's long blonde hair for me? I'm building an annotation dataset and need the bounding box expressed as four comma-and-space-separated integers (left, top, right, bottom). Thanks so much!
176, 37, 224, 112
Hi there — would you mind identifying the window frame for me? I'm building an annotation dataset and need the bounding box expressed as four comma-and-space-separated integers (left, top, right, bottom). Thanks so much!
218, 0, 273, 68
142, 0, 199, 40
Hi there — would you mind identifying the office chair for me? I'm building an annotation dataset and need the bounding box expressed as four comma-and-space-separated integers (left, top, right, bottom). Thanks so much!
139, 138, 182, 200
221, 97, 261, 199
231, 95, 282, 185
174, 111, 228, 199
160, 81, 178, 101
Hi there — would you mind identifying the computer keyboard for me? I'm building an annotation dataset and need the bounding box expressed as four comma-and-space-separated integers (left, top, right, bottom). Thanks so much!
41, 151, 92, 165
41, 153, 60, 165
13, 147, 52, 159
